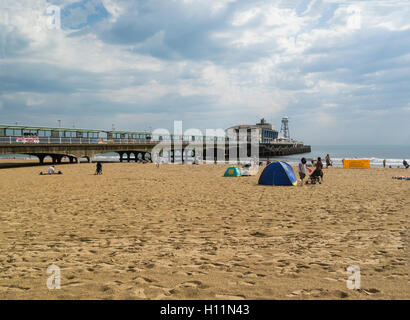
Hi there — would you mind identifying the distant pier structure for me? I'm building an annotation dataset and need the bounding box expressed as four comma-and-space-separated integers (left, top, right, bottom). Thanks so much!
227, 118, 311, 157
0, 120, 311, 164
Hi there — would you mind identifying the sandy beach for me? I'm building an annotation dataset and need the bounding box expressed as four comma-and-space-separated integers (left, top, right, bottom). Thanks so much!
0, 161, 409, 299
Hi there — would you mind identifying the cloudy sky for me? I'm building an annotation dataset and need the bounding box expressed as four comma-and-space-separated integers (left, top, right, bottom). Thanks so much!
0, 0, 409, 144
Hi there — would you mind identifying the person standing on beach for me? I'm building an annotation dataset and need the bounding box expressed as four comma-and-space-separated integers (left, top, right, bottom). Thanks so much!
156, 156, 161, 168
403, 160, 409, 169
298, 158, 308, 184
383, 159, 386, 168
325, 154, 331, 168
96, 162, 102, 175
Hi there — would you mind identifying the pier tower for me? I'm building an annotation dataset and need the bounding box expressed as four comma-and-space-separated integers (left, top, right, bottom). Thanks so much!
280, 117, 290, 140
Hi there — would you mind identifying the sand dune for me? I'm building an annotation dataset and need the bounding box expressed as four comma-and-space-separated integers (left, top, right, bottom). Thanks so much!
0, 161, 409, 299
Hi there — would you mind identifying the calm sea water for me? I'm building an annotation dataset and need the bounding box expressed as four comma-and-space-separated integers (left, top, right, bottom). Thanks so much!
2, 145, 409, 168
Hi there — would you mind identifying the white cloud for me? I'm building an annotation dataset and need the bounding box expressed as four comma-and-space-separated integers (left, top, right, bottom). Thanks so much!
316, 112, 336, 127
101, 0, 126, 22
26, 96, 45, 107
232, 8, 261, 26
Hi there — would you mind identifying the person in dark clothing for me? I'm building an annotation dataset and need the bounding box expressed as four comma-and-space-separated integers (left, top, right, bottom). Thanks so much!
310, 157, 324, 183
403, 160, 409, 169
96, 162, 103, 175
325, 154, 332, 168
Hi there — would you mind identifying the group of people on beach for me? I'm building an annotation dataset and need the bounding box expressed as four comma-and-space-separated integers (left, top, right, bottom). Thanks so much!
297, 154, 332, 185
40, 154, 409, 179
298, 156, 325, 185
382, 159, 409, 169
296, 155, 409, 185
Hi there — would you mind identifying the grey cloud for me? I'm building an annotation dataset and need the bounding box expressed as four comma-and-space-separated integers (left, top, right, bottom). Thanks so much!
0, 25, 30, 58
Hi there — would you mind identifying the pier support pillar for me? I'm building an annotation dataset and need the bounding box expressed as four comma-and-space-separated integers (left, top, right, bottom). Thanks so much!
119, 152, 124, 163
52, 155, 62, 164
38, 155, 45, 164
127, 152, 131, 162
142, 153, 151, 162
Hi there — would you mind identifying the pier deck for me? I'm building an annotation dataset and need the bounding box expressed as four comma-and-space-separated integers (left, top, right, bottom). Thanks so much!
0, 138, 311, 164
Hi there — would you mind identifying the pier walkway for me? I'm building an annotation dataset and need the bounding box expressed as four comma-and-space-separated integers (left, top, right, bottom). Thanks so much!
0, 137, 310, 164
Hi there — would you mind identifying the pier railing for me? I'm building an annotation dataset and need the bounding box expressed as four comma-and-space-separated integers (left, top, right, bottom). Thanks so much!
0, 136, 305, 146
0, 137, 157, 145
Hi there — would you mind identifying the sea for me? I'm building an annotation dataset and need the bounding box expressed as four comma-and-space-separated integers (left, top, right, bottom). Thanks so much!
1, 145, 409, 168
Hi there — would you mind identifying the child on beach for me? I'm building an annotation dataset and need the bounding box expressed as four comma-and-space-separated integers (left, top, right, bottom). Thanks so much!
298, 158, 308, 184
156, 156, 162, 168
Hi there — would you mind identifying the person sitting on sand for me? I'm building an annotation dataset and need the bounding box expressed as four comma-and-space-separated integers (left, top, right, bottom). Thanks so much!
43, 166, 62, 175
96, 162, 102, 175
403, 160, 409, 169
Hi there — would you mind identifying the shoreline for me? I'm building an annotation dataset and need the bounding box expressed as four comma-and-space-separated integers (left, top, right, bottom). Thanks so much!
1, 158, 408, 169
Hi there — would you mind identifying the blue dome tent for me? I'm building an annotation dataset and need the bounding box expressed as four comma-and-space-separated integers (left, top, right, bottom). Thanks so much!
258, 161, 297, 186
